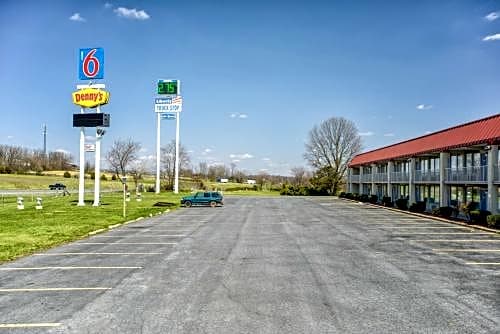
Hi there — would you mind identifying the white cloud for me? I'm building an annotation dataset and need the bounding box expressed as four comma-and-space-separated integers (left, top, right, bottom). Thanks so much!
262, 157, 271, 161
139, 155, 155, 161
416, 104, 433, 110
229, 153, 254, 159
104, 2, 113, 9
424, 131, 432, 135
383, 133, 395, 137
85, 135, 95, 142
139, 148, 148, 153
231, 159, 240, 163
114, 7, 150, 20
485, 12, 499, 21
359, 131, 374, 136
483, 33, 500, 41
229, 113, 248, 119
69, 13, 86, 22
202, 148, 212, 155
7, 135, 13, 140
55, 148, 71, 155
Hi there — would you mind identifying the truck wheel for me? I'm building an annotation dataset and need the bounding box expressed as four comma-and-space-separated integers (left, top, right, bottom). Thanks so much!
210, 201, 216, 208
185, 201, 192, 207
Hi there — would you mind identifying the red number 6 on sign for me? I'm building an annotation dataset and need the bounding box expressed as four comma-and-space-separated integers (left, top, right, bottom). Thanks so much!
83, 49, 99, 77
79, 48, 104, 80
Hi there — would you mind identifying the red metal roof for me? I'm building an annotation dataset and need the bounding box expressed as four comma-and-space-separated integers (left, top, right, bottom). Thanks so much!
349, 114, 500, 167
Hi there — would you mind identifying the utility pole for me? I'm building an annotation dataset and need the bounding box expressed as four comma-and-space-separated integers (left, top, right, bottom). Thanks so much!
42, 124, 47, 156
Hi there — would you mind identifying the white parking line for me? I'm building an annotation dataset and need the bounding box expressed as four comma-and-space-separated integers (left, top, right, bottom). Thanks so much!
78, 242, 177, 245
0, 287, 111, 292
393, 232, 493, 235
465, 262, 500, 265
384, 226, 471, 229
34, 252, 163, 256
413, 240, 500, 243
94, 235, 186, 238
433, 249, 500, 252
0, 266, 142, 271
0, 323, 61, 328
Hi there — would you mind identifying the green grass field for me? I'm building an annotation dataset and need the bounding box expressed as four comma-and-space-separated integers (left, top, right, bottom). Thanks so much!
0, 192, 185, 263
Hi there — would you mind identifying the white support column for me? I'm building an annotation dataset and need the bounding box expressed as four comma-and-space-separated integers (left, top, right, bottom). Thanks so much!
359, 166, 364, 194
174, 112, 180, 194
487, 145, 498, 214
155, 113, 161, 194
371, 164, 376, 195
387, 161, 393, 200
78, 107, 85, 206
409, 158, 416, 204
347, 168, 352, 193
439, 152, 449, 207
93, 105, 101, 206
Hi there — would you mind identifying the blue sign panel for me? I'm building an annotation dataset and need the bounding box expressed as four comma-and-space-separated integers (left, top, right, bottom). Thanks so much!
161, 113, 177, 120
79, 48, 104, 80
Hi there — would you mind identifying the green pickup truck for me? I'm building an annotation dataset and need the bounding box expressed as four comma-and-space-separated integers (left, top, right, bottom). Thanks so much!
180, 191, 224, 208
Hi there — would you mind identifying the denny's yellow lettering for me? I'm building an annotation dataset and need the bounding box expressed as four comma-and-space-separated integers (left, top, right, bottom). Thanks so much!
72, 88, 110, 108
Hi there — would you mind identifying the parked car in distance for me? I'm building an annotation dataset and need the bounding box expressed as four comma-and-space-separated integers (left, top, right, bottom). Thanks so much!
181, 191, 223, 208
49, 183, 66, 190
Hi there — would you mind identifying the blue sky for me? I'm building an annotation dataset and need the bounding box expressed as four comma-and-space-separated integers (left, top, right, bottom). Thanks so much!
1, 0, 500, 176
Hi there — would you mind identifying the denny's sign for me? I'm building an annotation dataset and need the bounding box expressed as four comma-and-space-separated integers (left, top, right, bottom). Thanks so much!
72, 88, 110, 108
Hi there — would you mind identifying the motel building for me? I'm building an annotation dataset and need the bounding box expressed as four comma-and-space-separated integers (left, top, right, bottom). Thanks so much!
347, 114, 500, 214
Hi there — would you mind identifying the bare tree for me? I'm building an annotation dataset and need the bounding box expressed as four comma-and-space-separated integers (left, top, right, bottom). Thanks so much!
106, 138, 141, 177
197, 161, 208, 179
291, 166, 307, 186
160, 141, 191, 189
304, 117, 362, 194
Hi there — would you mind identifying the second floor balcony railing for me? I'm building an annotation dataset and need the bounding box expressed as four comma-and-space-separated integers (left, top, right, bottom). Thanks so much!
350, 175, 360, 183
360, 174, 372, 182
390, 171, 409, 183
373, 173, 388, 182
446, 166, 487, 182
414, 170, 440, 182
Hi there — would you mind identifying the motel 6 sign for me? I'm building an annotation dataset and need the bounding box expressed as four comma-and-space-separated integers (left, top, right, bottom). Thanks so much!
79, 48, 104, 80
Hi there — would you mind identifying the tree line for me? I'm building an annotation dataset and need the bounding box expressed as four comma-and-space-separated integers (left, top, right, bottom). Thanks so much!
0, 144, 73, 173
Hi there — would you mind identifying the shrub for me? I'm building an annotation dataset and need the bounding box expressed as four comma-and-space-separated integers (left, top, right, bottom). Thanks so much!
63, 171, 71, 178
382, 196, 393, 207
409, 201, 426, 213
90, 172, 95, 180
469, 210, 491, 225
339, 192, 346, 198
395, 198, 408, 210
369, 195, 378, 204
432, 206, 453, 218
111, 174, 117, 181
359, 194, 369, 202
461, 201, 478, 221
100, 174, 107, 181
486, 214, 500, 229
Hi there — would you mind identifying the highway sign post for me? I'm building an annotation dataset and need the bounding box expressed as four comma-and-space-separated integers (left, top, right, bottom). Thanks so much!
74, 47, 107, 206
155, 81, 182, 194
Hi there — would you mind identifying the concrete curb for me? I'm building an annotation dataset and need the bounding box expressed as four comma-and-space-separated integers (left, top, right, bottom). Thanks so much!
86, 209, 172, 236
339, 198, 500, 234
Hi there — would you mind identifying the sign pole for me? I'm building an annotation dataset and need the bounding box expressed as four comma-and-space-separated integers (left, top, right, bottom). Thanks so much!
93, 105, 101, 206
155, 112, 161, 193
78, 107, 85, 206
174, 112, 180, 194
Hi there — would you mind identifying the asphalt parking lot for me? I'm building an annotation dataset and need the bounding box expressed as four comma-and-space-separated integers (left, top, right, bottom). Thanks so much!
0, 196, 498, 333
